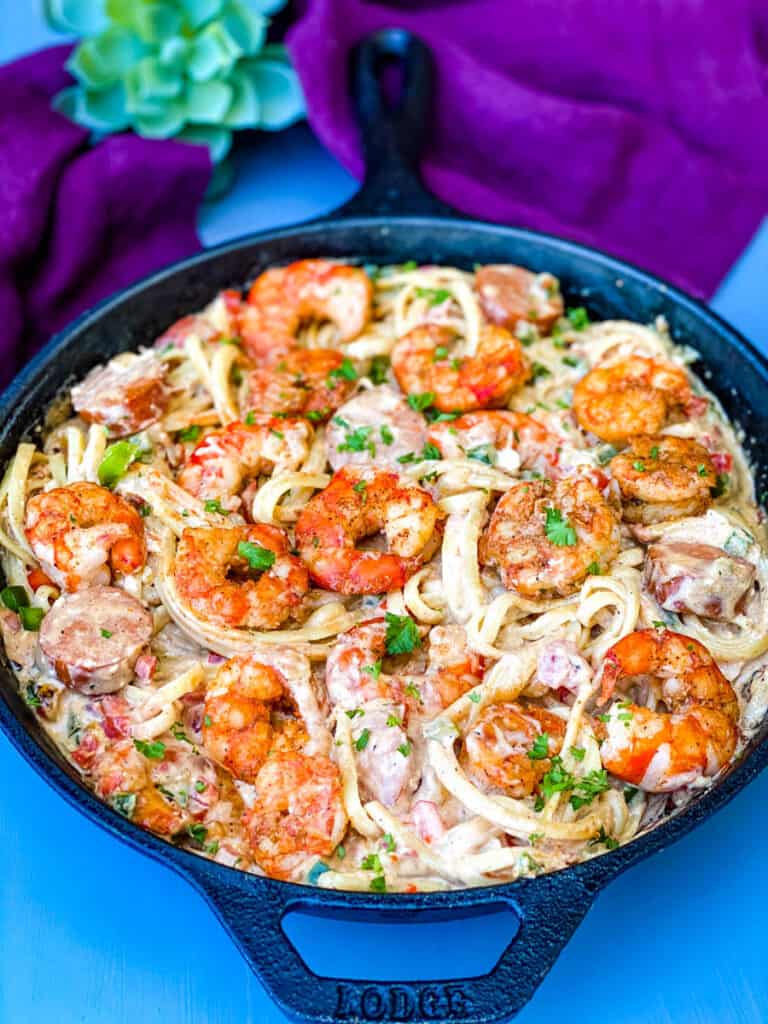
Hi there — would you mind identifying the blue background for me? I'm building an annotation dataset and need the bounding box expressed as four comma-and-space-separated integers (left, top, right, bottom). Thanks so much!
2, 11, 768, 1024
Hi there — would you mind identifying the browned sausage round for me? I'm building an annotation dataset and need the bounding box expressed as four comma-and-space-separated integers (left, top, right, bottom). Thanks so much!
71, 351, 168, 437
475, 264, 563, 334
39, 585, 153, 694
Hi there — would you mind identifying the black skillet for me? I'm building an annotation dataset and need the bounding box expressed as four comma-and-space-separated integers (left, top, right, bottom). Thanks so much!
2, 28, 768, 1024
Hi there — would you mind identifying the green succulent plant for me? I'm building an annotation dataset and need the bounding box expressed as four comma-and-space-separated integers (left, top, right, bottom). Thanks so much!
46, 0, 305, 173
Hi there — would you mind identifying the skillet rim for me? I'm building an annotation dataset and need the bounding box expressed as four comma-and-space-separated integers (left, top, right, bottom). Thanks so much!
1, 211, 768, 906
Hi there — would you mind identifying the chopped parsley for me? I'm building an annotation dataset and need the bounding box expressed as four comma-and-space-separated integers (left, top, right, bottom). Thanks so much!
386, 714, 403, 728
352, 480, 367, 500
134, 738, 166, 760
177, 424, 202, 443
537, 756, 576, 803
569, 769, 610, 810
345, 708, 365, 719
632, 460, 646, 472
407, 391, 437, 413
338, 425, 376, 456
237, 541, 276, 571
186, 823, 208, 845
361, 853, 382, 872
421, 442, 442, 461
433, 345, 449, 361
527, 733, 550, 760
586, 561, 601, 575
355, 728, 371, 751
382, 833, 396, 853
597, 445, 618, 465
369, 355, 390, 385
570, 746, 586, 761
650, 445, 660, 460
100, 628, 113, 639
588, 826, 619, 850
415, 286, 452, 306
562, 355, 581, 368
711, 472, 729, 497
112, 793, 137, 819
466, 444, 496, 465
24, 684, 42, 708
328, 357, 358, 383
363, 660, 382, 681
195, 780, 206, 792
385, 612, 421, 655
404, 682, 422, 702
380, 425, 394, 445
566, 306, 590, 330
369, 875, 387, 892
530, 362, 551, 381
204, 498, 229, 515
468, 691, 481, 704
544, 506, 577, 546
397, 741, 412, 757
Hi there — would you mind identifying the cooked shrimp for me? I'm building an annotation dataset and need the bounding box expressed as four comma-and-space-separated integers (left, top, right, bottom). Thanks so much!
326, 386, 427, 471
391, 324, 529, 413
475, 265, 563, 334
92, 738, 219, 837
174, 523, 309, 629
71, 351, 168, 437
428, 411, 561, 477
203, 654, 305, 784
610, 435, 714, 524
155, 288, 242, 348
25, 481, 146, 592
598, 629, 739, 791
245, 348, 358, 422
480, 476, 621, 597
177, 417, 312, 510
325, 619, 389, 708
572, 357, 693, 443
464, 704, 565, 796
241, 259, 373, 361
242, 751, 347, 879
394, 624, 484, 717
295, 467, 442, 595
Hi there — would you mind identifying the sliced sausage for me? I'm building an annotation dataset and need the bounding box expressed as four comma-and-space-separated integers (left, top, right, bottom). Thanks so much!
645, 542, 756, 620
39, 585, 153, 694
475, 264, 563, 333
326, 386, 427, 470
71, 351, 168, 437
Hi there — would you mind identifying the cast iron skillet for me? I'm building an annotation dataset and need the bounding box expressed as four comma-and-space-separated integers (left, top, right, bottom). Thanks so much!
1, 28, 767, 1024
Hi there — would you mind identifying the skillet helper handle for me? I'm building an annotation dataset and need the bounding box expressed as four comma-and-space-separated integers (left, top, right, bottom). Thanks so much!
338, 29, 458, 219
188, 865, 597, 1024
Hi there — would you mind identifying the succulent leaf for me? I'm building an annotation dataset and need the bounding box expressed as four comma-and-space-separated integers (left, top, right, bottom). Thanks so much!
45, 0, 108, 35
49, 0, 299, 174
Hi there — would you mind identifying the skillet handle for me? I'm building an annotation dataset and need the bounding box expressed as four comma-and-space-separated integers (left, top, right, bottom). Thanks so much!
337, 29, 459, 219
185, 861, 599, 1023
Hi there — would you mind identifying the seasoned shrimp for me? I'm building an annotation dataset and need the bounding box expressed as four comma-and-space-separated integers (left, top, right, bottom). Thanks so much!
610, 435, 714, 524
325, 619, 389, 708
177, 417, 312, 510
394, 624, 485, 717
391, 324, 529, 413
203, 654, 305, 783
245, 348, 358, 422
475, 265, 563, 334
92, 738, 219, 837
428, 411, 561, 477
174, 523, 309, 629
295, 467, 442, 595
326, 386, 427, 471
480, 476, 620, 597
598, 629, 739, 791
25, 481, 146, 592
572, 356, 693, 443
242, 751, 347, 879
71, 351, 168, 437
464, 703, 566, 796
242, 259, 373, 361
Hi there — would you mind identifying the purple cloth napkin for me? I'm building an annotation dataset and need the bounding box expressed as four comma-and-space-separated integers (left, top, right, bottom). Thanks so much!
289, 0, 768, 298
0, 46, 210, 387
